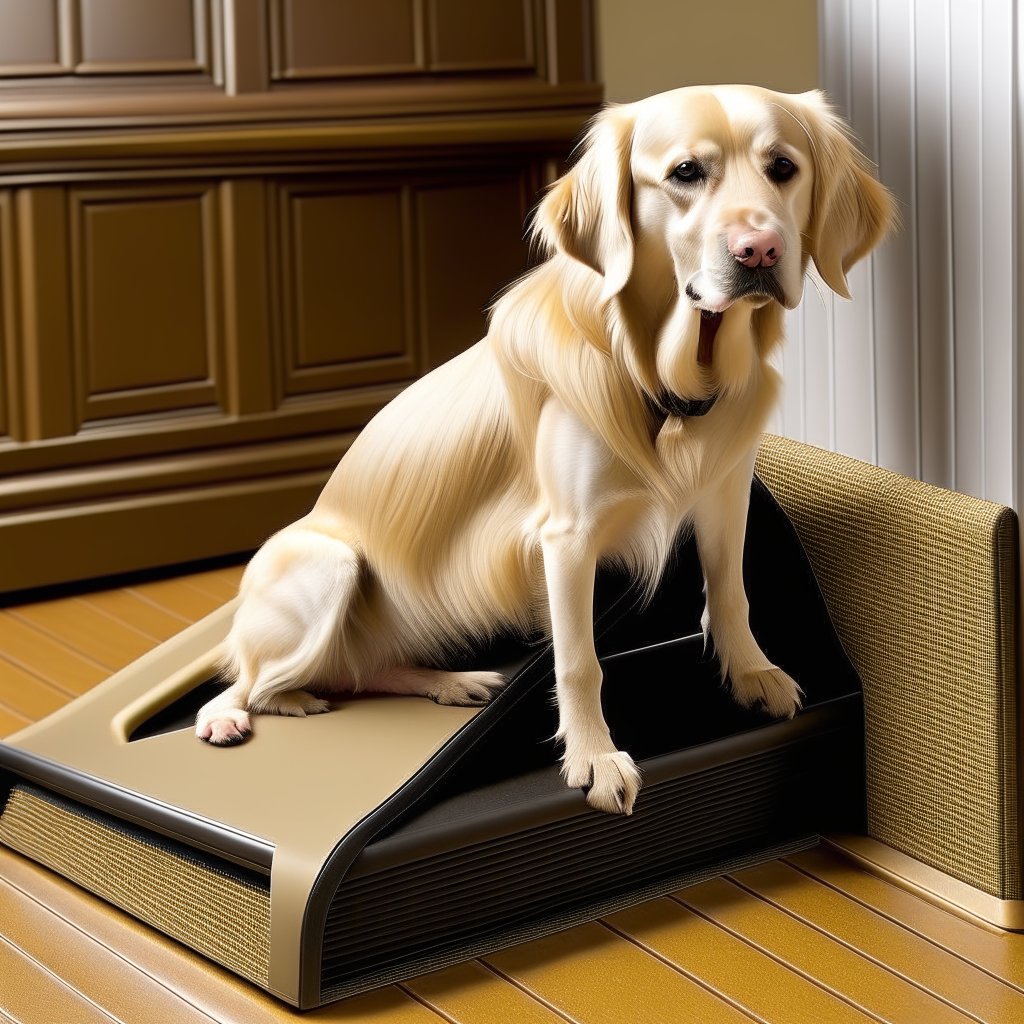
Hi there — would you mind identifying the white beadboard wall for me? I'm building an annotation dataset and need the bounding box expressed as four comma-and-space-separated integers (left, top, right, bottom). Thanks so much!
772, 0, 1021, 511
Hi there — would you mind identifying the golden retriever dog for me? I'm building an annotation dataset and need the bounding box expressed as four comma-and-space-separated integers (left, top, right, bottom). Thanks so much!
197, 85, 894, 815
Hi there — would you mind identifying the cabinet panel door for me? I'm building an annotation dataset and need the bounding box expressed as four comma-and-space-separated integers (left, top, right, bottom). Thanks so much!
427, 0, 534, 72
415, 174, 531, 370
270, 0, 422, 80
275, 182, 416, 398
77, 0, 209, 73
0, 0, 70, 76
70, 183, 224, 423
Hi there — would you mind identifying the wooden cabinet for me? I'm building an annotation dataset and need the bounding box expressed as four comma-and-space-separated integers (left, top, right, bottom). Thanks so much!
0, 1, 599, 593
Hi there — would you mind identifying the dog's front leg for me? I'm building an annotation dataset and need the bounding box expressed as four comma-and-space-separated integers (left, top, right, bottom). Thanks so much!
543, 523, 642, 815
693, 452, 803, 719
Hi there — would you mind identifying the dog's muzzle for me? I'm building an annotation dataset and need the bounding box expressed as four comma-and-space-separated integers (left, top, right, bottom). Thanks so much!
685, 263, 786, 313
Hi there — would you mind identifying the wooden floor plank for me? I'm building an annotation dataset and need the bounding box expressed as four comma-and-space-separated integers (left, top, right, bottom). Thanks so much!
0, 877, 216, 1024
181, 570, 240, 603
126, 576, 226, 622
0, 613, 105, 695
606, 896, 876, 1024
0, 850, 445, 1024
305, 990, 450, 1023
214, 566, 246, 588
676, 876, 975, 1024
0, 705, 30, 741
8, 598, 156, 672
484, 920, 757, 1023
789, 846, 1024, 992
731, 860, 1024, 1023
0, 658, 66, 724
0, 935, 118, 1023
81, 588, 192, 642
403, 960, 569, 1023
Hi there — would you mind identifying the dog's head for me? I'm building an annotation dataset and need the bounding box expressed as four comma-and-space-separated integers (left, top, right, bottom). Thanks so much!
534, 85, 895, 315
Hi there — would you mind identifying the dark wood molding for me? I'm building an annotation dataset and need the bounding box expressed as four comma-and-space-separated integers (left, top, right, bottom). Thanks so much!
0, 111, 594, 168
0, 78, 600, 132
0, 432, 351, 514
0, 468, 333, 593
0, 382, 403, 476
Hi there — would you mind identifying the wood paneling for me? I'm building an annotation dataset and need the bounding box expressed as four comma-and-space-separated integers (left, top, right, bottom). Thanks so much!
220, 179, 274, 415
546, 0, 593, 84
0, 0, 211, 79
77, 0, 210, 75
0, 2, 594, 592
16, 188, 75, 441
269, 0, 541, 81
427, 0, 534, 72
69, 183, 224, 423
269, 0, 423, 80
275, 182, 415, 398
0, 191, 11, 439
0, 469, 329, 593
416, 174, 532, 369
0, 0, 73, 77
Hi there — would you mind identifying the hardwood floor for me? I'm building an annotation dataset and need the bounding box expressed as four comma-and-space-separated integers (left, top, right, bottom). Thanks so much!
1, 566, 1022, 1023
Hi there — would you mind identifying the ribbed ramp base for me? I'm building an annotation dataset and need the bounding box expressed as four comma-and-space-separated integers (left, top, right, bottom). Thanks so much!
0, 687, 861, 1005
321, 709, 857, 1000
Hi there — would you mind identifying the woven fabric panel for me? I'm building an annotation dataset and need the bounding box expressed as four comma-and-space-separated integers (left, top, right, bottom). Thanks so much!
755, 433, 1020, 898
0, 785, 271, 984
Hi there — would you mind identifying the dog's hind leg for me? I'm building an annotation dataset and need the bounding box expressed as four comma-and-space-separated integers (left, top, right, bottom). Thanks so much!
359, 667, 506, 706
196, 528, 360, 745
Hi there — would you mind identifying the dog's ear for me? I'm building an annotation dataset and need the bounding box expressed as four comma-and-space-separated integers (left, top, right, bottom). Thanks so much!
533, 106, 635, 302
799, 92, 897, 298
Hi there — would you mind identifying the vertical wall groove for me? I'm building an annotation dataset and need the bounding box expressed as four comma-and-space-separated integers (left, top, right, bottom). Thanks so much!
909, 0, 921, 481
870, 0, 880, 468
977, 2, 986, 501
944, 0, 956, 492
1016, 0, 1024, 520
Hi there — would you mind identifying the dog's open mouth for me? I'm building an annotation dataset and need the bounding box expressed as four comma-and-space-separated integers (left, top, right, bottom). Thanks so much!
697, 309, 723, 367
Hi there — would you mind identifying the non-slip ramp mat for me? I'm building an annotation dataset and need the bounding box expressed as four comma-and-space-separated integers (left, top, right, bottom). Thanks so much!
0, 476, 865, 1008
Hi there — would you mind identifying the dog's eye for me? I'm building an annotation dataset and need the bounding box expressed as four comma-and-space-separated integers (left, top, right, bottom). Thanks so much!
670, 161, 704, 184
767, 156, 798, 183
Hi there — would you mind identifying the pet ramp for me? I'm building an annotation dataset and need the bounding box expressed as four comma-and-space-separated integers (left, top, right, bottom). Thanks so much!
0, 477, 865, 1009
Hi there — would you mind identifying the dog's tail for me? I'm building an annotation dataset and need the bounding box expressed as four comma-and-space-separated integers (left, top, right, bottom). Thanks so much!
221, 526, 361, 710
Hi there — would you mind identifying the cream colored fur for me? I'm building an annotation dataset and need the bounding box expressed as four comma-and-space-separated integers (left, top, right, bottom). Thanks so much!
196, 85, 894, 815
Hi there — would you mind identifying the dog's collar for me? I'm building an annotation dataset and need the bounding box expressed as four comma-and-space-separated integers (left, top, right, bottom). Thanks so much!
648, 309, 723, 419
647, 389, 719, 419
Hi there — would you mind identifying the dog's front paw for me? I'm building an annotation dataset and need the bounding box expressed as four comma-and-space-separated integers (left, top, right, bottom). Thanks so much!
562, 747, 642, 815
196, 708, 251, 746
429, 670, 506, 706
730, 666, 803, 719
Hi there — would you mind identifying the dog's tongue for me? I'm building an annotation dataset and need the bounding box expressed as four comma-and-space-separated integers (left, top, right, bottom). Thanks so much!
698, 310, 723, 367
